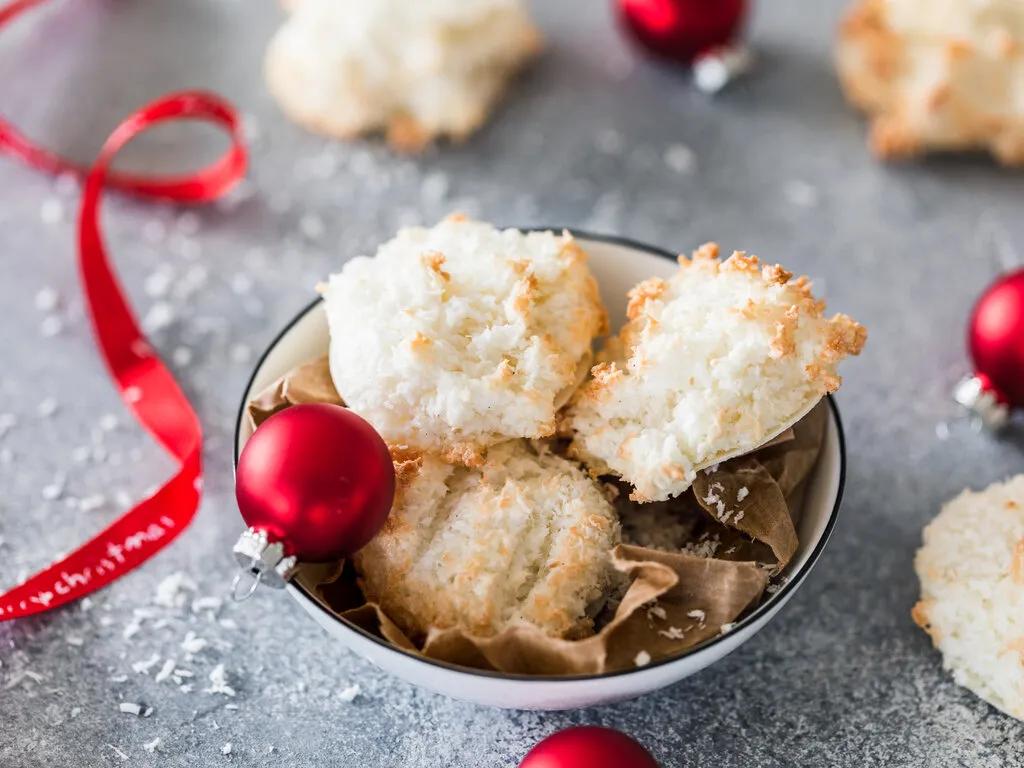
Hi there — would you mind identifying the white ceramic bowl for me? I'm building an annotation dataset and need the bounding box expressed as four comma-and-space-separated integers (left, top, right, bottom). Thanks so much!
234, 231, 846, 711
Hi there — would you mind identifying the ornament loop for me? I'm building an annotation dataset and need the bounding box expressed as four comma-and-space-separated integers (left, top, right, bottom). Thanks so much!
231, 527, 297, 591
231, 568, 263, 603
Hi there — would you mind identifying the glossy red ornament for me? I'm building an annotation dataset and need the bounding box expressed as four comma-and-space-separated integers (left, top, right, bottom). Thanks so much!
616, 0, 747, 65
519, 727, 659, 768
233, 404, 395, 592
955, 269, 1024, 428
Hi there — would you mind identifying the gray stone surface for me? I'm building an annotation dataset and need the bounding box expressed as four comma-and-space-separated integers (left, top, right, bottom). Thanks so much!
2, 0, 1024, 765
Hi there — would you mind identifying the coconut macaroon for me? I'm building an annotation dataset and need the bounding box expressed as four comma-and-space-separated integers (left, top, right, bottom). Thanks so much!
837, 0, 1024, 164
354, 441, 620, 641
265, 0, 541, 151
323, 217, 607, 466
913, 476, 1024, 720
564, 243, 865, 503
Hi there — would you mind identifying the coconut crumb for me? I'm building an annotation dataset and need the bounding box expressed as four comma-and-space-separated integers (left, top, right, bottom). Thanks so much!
663, 143, 696, 174
681, 532, 722, 559
192, 596, 223, 614
154, 572, 196, 608
339, 683, 361, 702
34, 286, 60, 311
107, 745, 129, 762
784, 180, 820, 208
143, 738, 161, 754
118, 702, 143, 716
155, 659, 176, 684
37, 398, 59, 418
634, 650, 652, 667
646, 604, 667, 621
41, 475, 65, 501
41, 315, 64, 337
205, 664, 236, 697
132, 654, 161, 675
737, 486, 749, 502
181, 631, 208, 656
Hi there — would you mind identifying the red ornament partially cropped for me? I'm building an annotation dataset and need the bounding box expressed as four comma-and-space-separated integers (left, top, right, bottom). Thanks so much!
955, 268, 1024, 428
519, 726, 659, 768
616, 0, 747, 64
233, 404, 395, 593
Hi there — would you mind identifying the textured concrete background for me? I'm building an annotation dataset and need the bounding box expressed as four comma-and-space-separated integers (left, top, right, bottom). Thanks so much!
2, 0, 1024, 765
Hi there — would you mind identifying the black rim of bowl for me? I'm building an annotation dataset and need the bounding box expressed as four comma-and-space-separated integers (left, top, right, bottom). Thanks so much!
233, 228, 847, 683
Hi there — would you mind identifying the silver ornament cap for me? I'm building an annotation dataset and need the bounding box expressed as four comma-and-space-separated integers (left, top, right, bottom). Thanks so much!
693, 44, 752, 94
954, 375, 1010, 430
231, 527, 298, 600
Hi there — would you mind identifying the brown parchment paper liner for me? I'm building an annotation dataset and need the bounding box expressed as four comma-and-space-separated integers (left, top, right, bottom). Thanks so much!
249, 357, 825, 675
246, 356, 344, 430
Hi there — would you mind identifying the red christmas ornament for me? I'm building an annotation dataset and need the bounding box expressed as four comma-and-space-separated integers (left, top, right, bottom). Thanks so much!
519, 727, 659, 768
955, 268, 1024, 429
233, 404, 395, 596
616, 0, 747, 65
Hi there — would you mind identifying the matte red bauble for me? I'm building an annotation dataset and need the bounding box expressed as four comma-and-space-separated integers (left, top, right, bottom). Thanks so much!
617, 0, 747, 65
955, 269, 1024, 428
519, 726, 659, 768
232, 404, 395, 594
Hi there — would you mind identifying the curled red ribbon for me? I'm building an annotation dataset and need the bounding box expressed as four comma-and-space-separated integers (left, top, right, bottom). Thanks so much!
0, 0, 247, 619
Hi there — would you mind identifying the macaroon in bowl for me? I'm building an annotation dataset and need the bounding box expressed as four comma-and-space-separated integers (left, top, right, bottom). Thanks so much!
234, 225, 853, 710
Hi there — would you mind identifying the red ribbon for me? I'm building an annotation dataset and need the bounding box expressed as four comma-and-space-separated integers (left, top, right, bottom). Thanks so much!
0, 0, 247, 620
